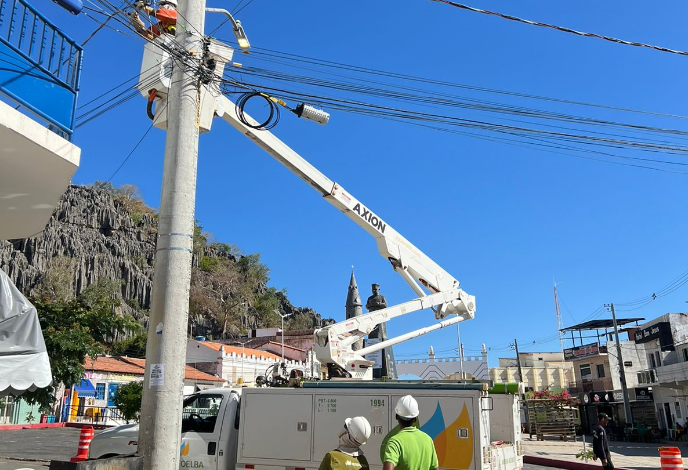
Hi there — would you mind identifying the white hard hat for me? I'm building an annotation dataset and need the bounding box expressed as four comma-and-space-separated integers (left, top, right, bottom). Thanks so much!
345, 417, 371, 446
159, 0, 177, 7
395, 395, 419, 419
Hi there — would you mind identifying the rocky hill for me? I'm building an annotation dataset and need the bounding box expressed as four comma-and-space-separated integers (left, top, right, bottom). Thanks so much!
0, 184, 330, 338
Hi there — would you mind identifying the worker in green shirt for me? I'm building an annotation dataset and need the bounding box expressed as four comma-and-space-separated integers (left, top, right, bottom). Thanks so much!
319, 416, 372, 470
382, 395, 438, 470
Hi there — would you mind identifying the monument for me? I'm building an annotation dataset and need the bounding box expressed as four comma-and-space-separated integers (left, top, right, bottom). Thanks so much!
365, 283, 397, 379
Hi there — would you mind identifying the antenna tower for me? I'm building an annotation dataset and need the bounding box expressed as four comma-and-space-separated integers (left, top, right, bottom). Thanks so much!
553, 282, 564, 351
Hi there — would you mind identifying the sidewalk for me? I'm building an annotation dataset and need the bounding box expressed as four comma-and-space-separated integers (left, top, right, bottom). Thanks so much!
523, 436, 688, 469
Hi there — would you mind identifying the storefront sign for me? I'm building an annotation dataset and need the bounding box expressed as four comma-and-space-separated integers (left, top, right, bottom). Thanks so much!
564, 343, 607, 360
611, 391, 624, 402
634, 322, 674, 351
633, 387, 653, 401
587, 391, 608, 404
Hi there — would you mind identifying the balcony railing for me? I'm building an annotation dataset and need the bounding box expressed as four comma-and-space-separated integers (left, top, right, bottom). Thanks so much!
0, 0, 82, 136
637, 369, 658, 385
569, 378, 614, 393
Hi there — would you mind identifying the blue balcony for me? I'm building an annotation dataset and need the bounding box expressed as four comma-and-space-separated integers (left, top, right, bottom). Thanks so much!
0, 0, 81, 239
0, 0, 82, 137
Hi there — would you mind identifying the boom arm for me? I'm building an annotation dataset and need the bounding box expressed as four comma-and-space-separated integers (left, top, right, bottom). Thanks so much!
215, 96, 476, 379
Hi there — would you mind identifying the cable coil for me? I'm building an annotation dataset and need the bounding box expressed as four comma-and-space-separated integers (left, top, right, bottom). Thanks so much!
235, 91, 281, 130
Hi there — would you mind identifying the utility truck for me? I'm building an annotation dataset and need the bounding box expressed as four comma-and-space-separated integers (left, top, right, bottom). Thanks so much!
90, 384, 523, 470
89, 28, 524, 470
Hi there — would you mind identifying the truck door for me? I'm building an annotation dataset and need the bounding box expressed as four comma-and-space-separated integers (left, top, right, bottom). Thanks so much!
390, 395, 475, 470
180, 393, 227, 470
313, 393, 390, 467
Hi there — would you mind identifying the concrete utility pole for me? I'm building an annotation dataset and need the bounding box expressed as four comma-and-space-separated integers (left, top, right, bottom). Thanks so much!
514, 338, 524, 383
609, 303, 633, 424
138, 1, 206, 468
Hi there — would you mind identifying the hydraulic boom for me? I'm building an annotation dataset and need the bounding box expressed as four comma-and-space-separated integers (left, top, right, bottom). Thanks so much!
215, 96, 476, 379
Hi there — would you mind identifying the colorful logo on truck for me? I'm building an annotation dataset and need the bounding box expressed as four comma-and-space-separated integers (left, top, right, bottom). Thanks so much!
180, 442, 190, 457
420, 402, 473, 469
382, 402, 474, 469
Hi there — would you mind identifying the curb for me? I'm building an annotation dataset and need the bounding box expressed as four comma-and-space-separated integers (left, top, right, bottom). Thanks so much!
524, 455, 632, 470
0, 423, 109, 431
0, 423, 66, 431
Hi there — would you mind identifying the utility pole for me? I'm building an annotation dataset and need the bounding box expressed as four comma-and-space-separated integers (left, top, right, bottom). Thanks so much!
609, 303, 633, 424
275, 311, 292, 365
514, 338, 524, 383
457, 323, 464, 379
138, 1, 206, 468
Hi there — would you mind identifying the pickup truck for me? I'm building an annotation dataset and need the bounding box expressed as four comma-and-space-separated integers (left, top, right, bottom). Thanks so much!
89, 382, 522, 470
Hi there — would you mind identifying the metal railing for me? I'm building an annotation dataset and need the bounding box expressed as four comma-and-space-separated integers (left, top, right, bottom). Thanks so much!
63, 405, 129, 425
637, 369, 657, 385
0, 0, 82, 136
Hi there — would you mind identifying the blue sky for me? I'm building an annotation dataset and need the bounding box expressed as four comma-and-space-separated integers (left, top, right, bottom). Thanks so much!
33, 0, 688, 366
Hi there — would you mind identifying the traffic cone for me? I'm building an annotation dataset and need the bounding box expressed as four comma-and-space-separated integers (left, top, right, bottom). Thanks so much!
70, 425, 95, 462
660, 446, 684, 470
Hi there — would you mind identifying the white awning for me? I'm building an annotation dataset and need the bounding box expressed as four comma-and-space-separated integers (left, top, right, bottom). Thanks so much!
0, 270, 52, 396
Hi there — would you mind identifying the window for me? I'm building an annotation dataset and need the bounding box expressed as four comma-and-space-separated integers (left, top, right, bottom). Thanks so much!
95, 383, 106, 400
676, 402, 683, 419
596, 364, 606, 378
656, 351, 662, 367
580, 364, 592, 378
107, 384, 119, 407
683, 349, 688, 362
182, 394, 224, 434
649, 353, 657, 369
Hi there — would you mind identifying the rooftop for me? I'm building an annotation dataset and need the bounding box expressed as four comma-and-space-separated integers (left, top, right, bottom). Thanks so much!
561, 318, 645, 331
84, 356, 224, 383
195, 340, 281, 361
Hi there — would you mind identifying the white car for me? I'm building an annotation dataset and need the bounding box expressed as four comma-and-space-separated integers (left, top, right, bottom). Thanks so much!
88, 423, 139, 459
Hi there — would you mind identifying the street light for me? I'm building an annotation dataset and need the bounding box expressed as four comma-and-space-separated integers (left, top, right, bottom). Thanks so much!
236, 339, 250, 385
205, 8, 251, 50
274, 310, 292, 365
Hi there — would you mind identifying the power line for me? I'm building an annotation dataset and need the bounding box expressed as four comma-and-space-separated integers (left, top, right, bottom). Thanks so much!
105, 121, 157, 182
244, 47, 688, 121
429, 0, 688, 57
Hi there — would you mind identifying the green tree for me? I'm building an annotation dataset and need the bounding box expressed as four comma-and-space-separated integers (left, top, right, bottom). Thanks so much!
113, 381, 143, 423
21, 300, 104, 411
22, 288, 142, 410
35, 256, 75, 302
111, 332, 148, 358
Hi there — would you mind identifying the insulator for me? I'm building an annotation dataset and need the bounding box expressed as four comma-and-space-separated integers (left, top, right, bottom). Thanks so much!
295, 103, 330, 125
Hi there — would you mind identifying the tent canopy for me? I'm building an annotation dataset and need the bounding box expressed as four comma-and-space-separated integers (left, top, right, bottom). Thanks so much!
0, 270, 52, 396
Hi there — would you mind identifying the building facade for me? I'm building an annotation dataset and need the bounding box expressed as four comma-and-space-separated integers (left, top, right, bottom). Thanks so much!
397, 346, 488, 380
490, 352, 574, 392
186, 339, 305, 385
631, 313, 688, 432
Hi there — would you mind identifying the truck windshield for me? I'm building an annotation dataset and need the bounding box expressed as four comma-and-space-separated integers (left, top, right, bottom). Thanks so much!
182, 394, 223, 434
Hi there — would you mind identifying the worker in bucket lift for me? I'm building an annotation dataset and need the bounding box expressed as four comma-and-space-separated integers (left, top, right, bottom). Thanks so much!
318, 417, 371, 470
382, 395, 438, 470
128, 0, 177, 38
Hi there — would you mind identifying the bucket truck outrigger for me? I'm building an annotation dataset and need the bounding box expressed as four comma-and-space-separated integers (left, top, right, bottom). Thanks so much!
138, 35, 476, 380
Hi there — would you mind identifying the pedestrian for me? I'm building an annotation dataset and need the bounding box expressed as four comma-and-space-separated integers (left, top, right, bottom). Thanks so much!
382, 395, 438, 470
318, 416, 371, 470
592, 413, 614, 470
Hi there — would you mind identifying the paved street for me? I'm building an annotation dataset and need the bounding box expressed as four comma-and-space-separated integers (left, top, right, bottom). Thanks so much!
0, 460, 49, 470
0, 428, 562, 469
0, 428, 92, 462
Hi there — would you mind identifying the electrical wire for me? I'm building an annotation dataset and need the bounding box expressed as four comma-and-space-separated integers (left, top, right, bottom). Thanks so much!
233, 0, 257, 15
105, 121, 157, 182
244, 47, 688, 121
429, 0, 688, 57
235, 91, 282, 130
